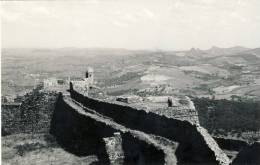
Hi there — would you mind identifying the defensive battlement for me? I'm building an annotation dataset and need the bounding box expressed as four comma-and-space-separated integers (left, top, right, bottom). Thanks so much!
44, 68, 232, 164
66, 66, 199, 124
54, 91, 230, 164
45, 67, 197, 124
43, 67, 94, 93
69, 67, 95, 96
69, 84, 199, 124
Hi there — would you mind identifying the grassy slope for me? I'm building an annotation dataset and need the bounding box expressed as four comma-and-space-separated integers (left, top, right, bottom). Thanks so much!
2, 134, 98, 165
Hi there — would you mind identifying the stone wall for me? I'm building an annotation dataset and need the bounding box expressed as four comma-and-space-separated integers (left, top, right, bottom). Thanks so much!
69, 88, 230, 164
1, 104, 21, 135
152, 107, 199, 124
19, 90, 58, 133
1, 90, 58, 135
50, 94, 165, 165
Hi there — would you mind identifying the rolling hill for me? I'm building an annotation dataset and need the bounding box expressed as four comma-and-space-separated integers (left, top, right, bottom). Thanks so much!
2, 46, 260, 100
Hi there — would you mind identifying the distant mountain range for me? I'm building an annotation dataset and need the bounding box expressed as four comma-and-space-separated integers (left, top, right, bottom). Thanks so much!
181, 46, 254, 58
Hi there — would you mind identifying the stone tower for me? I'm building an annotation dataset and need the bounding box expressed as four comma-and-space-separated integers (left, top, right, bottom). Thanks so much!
85, 67, 94, 85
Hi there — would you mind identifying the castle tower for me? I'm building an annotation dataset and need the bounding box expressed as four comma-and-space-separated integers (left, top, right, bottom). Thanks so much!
85, 67, 94, 85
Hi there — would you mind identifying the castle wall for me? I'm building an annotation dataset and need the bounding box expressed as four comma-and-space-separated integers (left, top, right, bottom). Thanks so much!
1, 104, 21, 135
1, 91, 58, 135
70, 88, 230, 164
50, 94, 165, 165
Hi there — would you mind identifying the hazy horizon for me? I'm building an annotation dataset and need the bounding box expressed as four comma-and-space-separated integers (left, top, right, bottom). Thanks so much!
1, 45, 259, 52
2, 0, 260, 50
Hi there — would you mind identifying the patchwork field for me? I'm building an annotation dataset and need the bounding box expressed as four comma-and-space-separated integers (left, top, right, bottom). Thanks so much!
2, 47, 260, 100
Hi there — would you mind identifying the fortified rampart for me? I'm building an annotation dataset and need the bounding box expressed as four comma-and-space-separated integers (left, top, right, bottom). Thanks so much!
1, 90, 58, 135
67, 88, 230, 164
2, 87, 257, 164
51, 94, 170, 164
2, 68, 257, 164
1, 103, 21, 135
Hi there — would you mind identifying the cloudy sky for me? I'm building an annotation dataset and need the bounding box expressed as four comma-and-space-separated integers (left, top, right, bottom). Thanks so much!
1, 0, 260, 50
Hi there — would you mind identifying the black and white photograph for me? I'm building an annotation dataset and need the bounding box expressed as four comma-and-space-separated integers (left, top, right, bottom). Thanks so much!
1, 0, 260, 164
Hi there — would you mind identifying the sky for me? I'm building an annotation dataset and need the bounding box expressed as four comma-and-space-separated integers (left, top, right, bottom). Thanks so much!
1, 0, 260, 50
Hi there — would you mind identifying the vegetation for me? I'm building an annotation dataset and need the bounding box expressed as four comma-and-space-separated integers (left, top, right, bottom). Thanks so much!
102, 72, 141, 87
193, 97, 260, 141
